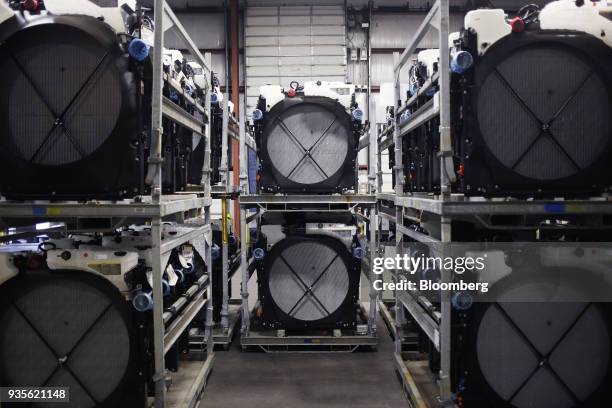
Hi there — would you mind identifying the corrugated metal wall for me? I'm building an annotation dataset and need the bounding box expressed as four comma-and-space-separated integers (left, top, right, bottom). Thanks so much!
244, 5, 347, 111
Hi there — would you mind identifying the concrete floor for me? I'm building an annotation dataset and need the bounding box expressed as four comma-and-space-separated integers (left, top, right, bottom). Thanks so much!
198, 317, 406, 408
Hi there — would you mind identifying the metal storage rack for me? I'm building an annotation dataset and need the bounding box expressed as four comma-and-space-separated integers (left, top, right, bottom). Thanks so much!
237, 95, 381, 352
204, 94, 248, 349
376, 1, 612, 406
0, 2, 216, 407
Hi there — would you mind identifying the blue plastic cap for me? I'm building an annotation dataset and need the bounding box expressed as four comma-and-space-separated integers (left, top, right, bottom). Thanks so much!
211, 244, 221, 260
133, 292, 153, 312
252, 109, 263, 121
183, 263, 195, 274
421, 268, 440, 282
253, 247, 265, 261
185, 83, 195, 96
128, 38, 150, 62
352, 108, 364, 122
452, 291, 473, 311
210, 93, 220, 104
162, 279, 171, 297
352, 246, 366, 259
400, 111, 411, 125
409, 83, 419, 96
451, 51, 474, 74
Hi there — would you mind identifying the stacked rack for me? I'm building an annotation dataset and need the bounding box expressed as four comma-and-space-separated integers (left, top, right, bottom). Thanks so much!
237, 83, 381, 352
375, 1, 612, 407
192, 92, 257, 350
0, 1, 217, 407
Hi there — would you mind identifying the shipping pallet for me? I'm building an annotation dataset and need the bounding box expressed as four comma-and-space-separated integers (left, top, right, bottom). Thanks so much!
241, 306, 377, 353
212, 301, 241, 349
379, 300, 421, 351
379, 299, 397, 340
189, 301, 241, 350
394, 352, 443, 408
165, 354, 216, 408
241, 329, 377, 353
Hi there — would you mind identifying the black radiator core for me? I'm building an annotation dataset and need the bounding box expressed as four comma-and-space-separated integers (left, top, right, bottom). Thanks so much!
459, 31, 612, 196
456, 272, 612, 408
0, 14, 143, 199
0, 270, 143, 407
257, 96, 358, 193
471, 303, 610, 408
258, 235, 359, 329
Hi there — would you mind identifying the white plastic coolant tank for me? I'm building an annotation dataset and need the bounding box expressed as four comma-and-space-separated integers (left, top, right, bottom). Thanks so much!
44, 0, 137, 34
417, 49, 440, 79
258, 85, 285, 112
303, 81, 355, 110
464, 9, 512, 55
46, 249, 139, 292
540, 0, 612, 49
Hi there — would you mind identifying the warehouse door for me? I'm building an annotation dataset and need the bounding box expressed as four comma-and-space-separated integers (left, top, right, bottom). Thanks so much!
244, 4, 347, 112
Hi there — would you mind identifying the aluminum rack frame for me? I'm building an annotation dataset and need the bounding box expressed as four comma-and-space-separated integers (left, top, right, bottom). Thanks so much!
237, 93, 381, 353
0, 196, 215, 408
375, 1, 612, 406
208, 79, 244, 347
373, 1, 453, 405
0, 0, 217, 406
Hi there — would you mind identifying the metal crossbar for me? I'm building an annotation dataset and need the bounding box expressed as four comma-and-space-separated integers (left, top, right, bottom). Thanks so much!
280, 254, 333, 317
12, 301, 114, 404
2, 43, 112, 163
493, 68, 594, 172
285, 254, 339, 318
494, 302, 592, 405
276, 116, 334, 180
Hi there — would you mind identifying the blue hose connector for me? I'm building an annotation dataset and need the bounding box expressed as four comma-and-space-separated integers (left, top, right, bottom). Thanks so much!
184, 83, 195, 97
128, 38, 150, 62
352, 108, 364, 122
162, 279, 171, 297
421, 268, 440, 282
399, 111, 411, 125
253, 247, 265, 261
409, 83, 419, 97
183, 263, 195, 274
452, 291, 474, 310
352, 246, 366, 259
133, 291, 154, 312
451, 51, 474, 74
252, 109, 263, 121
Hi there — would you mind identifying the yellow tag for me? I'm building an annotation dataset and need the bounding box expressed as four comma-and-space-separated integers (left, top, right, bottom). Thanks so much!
47, 207, 61, 216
